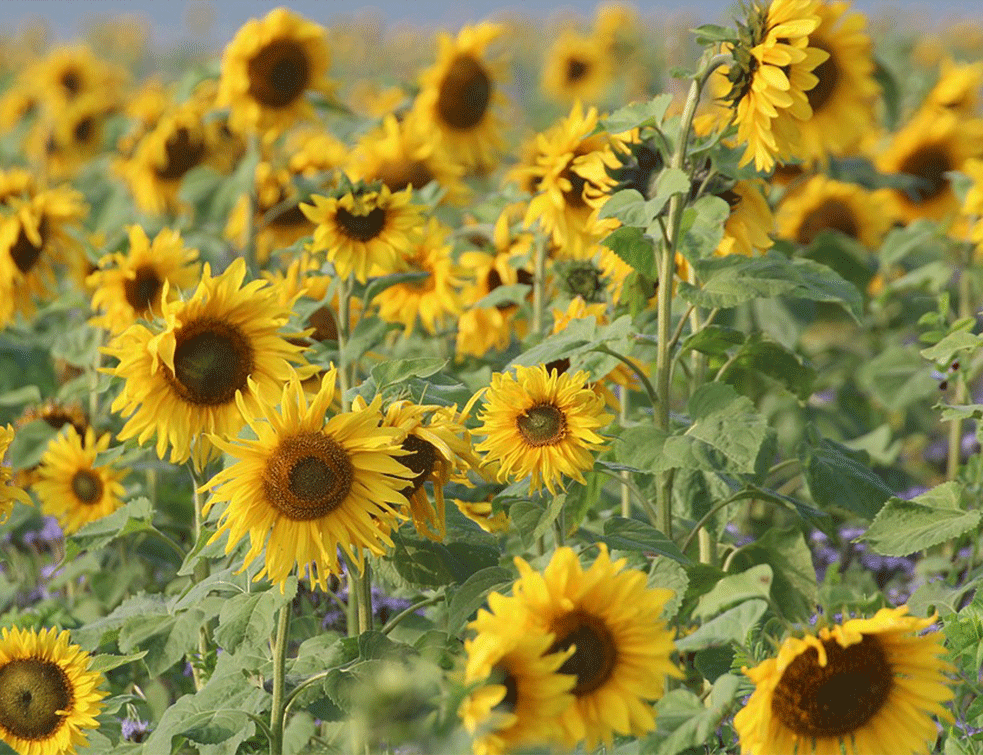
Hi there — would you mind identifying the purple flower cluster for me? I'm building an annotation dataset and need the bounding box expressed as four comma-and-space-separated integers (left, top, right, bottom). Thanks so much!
320, 581, 418, 630
121, 718, 151, 742
809, 525, 917, 595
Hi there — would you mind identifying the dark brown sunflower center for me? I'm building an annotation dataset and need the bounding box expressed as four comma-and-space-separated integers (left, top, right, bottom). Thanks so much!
771, 634, 893, 738
155, 127, 207, 181
805, 43, 838, 112
900, 145, 951, 203
169, 319, 254, 406
549, 609, 618, 696
71, 470, 103, 504
248, 39, 311, 109
307, 305, 338, 342
335, 206, 387, 242
566, 58, 590, 83
61, 69, 82, 96
398, 435, 438, 497
437, 54, 492, 130
717, 188, 743, 213
8, 217, 47, 274
544, 358, 571, 376
74, 116, 94, 145
269, 203, 312, 230
378, 161, 434, 193
561, 167, 591, 209
264, 432, 354, 520
0, 658, 73, 740
123, 265, 163, 314
516, 403, 566, 447
491, 664, 519, 713
796, 199, 859, 244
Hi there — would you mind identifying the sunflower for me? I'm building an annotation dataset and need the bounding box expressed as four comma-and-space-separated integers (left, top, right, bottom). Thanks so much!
88, 225, 201, 334
103, 258, 311, 470
473, 364, 612, 494
411, 22, 508, 171
454, 496, 510, 534
28, 44, 123, 110
354, 397, 480, 541
217, 7, 333, 137
0, 186, 87, 327
720, 0, 828, 171
795, 1, 880, 161
510, 544, 681, 749
876, 107, 983, 222
12, 402, 90, 489
926, 58, 983, 116
460, 602, 575, 755
0, 167, 38, 207
373, 218, 464, 335
226, 161, 317, 266
521, 103, 626, 259
203, 369, 413, 591
455, 213, 534, 359
0, 626, 106, 755
302, 183, 424, 283
541, 31, 614, 104
777, 174, 897, 248
1, 425, 31, 522
27, 93, 112, 179
734, 606, 954, 755
716, 180, 775, 256
286, 128, 349, 178
0, 83, 40, 133
34, 426, 128, 535
347, 113, 469, 205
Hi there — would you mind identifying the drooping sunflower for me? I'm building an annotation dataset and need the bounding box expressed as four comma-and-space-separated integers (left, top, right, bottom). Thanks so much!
926, 58, 983, 116
720, 0, 828, 171
302, 183, 424, 283
734, 606, 954, 755
88, 225, 201, 334
0, 626, 106, 755
715, 180, 775, 257
510, 544, 682, 750
876, 107, 983, 222
473, 364, 613, 494
455, 213, 534, 359
1, 425, 31, 522
373, 217, 464, 335
103, 258, 312, 470
34, 426, 128, 535
541, 31, 614, 105
203, 369, 413, 591
411, 22, 508, 171
521, 103, 626, 259
355, 397, 480, 541
347, 113, 469, 205
777, 174, 897, 248
0, 186, 87, 327
225, 161, 317, 267
217, 7, 333, 137
795, 1, 880, 161
459, 601, 575, 755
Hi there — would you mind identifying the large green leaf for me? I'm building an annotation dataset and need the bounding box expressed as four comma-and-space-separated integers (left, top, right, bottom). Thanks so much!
729, 527, 819, 622
214, 579, 298, 654
675, 599, 767, 651
803, 431, 894, 519
857, 345, 938, 410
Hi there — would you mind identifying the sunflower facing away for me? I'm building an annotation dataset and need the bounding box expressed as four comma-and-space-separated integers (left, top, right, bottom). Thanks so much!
777, 174, 897, 248
460, 598, 575, 755
734, 606, 954, 755
103, 258, 311, 470
0, 626, 106, 755
1, 424, 31, 522
34, 426, 128, 535
720, 0, 828, 171
203, 369, 413, 591
412, 22, 508, 171
88, 225, 201, 334
218, 7, 333, 137
509, 544, 681, 749
302, 183, 424, 283
473, 364, 613, 494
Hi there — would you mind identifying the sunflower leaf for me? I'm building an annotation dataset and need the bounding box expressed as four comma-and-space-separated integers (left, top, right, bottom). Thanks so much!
370, 358, 448, 389
445, 566, 513, 633
214, 578, 298, 654
601, 93, 673, 133
674, 599, 767, 651
676, 195, 730, 262
65, 496, 156, 560
600, 225, 658, 278
598, 516, 690, 564
802, 429, 894, 518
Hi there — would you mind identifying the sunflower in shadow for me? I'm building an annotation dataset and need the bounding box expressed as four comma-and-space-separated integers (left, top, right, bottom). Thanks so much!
302, 181, 424, 283
0, 626, 106, 755
88, 225, 200, 334
34, 426, 128, 535
203, 368, 413, 591
734, 606, 954, 755
473, 364, 612, 494
218, 7, 333, 137
412, 22, 508, 171
103, 258, 312, 470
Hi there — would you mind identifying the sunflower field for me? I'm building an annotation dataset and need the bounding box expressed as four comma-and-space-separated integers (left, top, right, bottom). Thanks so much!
2, 2, 983, 754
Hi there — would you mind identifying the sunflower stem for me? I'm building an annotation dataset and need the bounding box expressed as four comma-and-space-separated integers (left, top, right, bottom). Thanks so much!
269, 603, 292, 755
243, 134, 260, 276
619, 387, 631, 518
356, 559, 373, 633
532, 233, 547, 336
336, 274, 353, 412
189, 465, 212, 691
947, 245, 974, 482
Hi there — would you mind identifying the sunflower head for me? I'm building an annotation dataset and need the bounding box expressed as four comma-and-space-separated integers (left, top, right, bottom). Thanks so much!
0, 626, 106, 755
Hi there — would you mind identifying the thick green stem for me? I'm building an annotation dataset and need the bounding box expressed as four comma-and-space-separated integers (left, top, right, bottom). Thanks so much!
336, 275, 353, 412
356, 560, 373, 633
189, 466, 211, 691
620, 389, 631, 518
269, 604, 292, 755
948, 251, 973, 481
